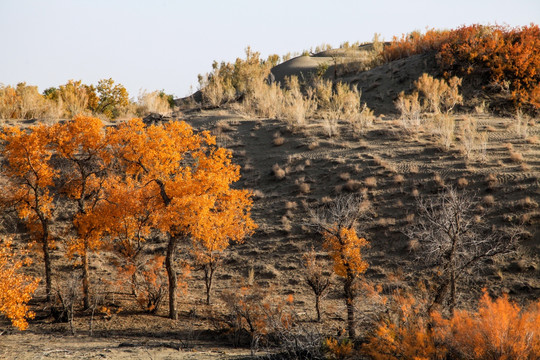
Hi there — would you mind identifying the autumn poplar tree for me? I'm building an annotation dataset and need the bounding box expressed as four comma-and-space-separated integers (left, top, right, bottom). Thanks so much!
310, 195, 371, 339
52, 115, 110, 309
1, 124, 56, 301
191, 191, 256, 305
108, 118, 255, 319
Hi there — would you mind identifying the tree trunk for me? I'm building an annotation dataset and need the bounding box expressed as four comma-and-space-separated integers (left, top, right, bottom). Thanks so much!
204, 264, 215, 306
42, 225, 52, 303
449, 268, 456, 314
166, 237, 179, 320
344, 277, 356, 339
82, 249, 90, 309
315, 294, 321, 322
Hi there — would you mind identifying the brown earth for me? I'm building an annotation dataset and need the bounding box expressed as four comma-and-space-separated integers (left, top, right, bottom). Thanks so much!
1, 55, 539, 359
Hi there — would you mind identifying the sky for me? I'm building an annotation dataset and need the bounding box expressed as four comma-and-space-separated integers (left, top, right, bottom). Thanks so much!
1, 0, 538, 99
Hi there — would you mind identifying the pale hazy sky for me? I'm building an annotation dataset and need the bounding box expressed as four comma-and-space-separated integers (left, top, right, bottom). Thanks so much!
1, 0, 538, 98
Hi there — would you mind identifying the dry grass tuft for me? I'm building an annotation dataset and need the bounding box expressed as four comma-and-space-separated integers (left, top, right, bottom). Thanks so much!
457, 177, 469, 188
298, 182, 311, 194
285, 201, 297, 210
273, 136, 285, 146
393, 174, 405, 185
364, 176, 377, 188
344, 179, 362, 192
308, 141, 319, 150
518, 197, 538, 209
433, 173, 445, 188
509, 151, 524, 163
339, 172, 351, 181
482, 195, 495, 207
272, 164, 286, 180
520, 163, 531, 172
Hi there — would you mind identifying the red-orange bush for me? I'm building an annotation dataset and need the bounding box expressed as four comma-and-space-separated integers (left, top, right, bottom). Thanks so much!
433, 290, 540, 360
382, 24, 540, 109
363, 289, 540, 360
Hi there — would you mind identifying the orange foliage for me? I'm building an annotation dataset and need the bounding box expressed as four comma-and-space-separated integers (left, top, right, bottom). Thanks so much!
0, 124, 56, 300
362, 290, 442, 360
364, 289, 540, 360
382, 28, 452, 62
324, 337, 354, 360
382, 24, 540, 109
323, 227, 369, 278
433, 290, 540, 359
1, 124, 56, 234
0, 239, 40, 330
108, 118, 255, 318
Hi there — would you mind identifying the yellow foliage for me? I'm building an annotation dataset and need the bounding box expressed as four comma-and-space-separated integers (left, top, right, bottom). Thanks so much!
323, 227, 369, 278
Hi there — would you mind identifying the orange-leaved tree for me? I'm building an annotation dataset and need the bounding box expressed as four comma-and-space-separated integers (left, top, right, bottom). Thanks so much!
99, 175, 162, 309
191, 190, 256, 305
52, 115, 110, 308
0, 124, 56, 301
310, 195, 371, 339
108, 118, 255, 319
0, 238, 40, 330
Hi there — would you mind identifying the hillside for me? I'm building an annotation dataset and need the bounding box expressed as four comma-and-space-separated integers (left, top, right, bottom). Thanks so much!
1, 24, 539, 359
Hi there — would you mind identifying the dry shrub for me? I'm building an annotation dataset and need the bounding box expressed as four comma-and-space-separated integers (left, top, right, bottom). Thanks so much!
460, 117, 488, 160
281, 76, 316, 128
339, 172, 351, 181
513, 110, 530, 138
349, 104, 375, 135
137, 90, 171, 116
0, 83, 63, 120
414, 73, 463, 114
221, 284, 297, 348
395, 91, 422, 131
199, 67, 236, 107
323, 82, 361, 121
432, 114, 455, 151
272, 164, 286, 180
322, 117, 339, 138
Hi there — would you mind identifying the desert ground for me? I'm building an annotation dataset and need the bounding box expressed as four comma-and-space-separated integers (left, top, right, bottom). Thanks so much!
1, 38, 539, 359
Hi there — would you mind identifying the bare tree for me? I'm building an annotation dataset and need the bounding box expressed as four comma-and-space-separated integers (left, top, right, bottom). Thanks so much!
408, 187, 521, 313
309, 194, 372, 339
302, 247, 333, 322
